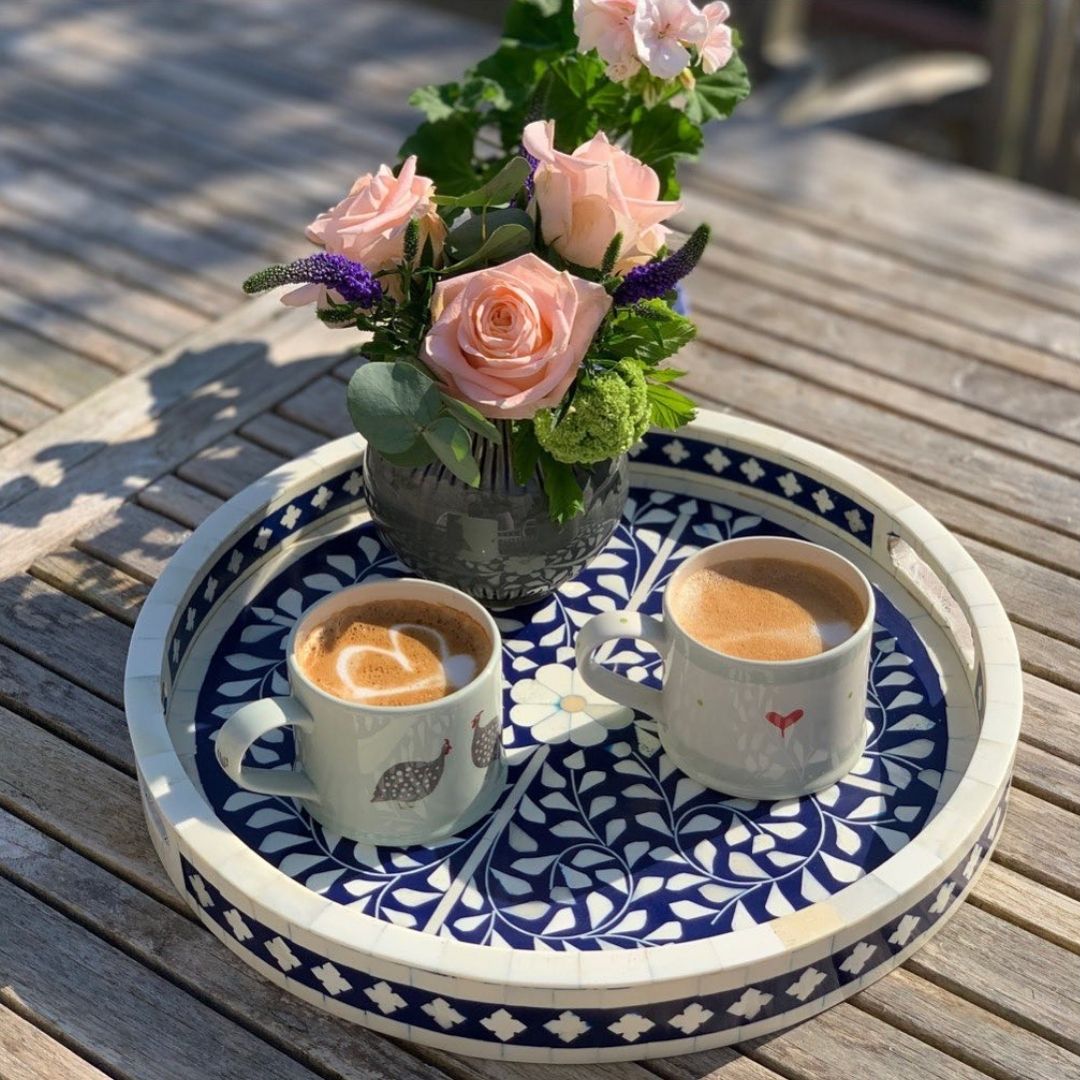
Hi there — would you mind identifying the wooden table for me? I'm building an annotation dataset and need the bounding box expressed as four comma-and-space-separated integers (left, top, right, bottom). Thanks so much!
2, 1, 1080, 1077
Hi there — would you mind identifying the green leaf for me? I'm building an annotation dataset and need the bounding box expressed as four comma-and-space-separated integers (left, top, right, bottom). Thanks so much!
601, 304, 697, 365
511, 421, 542, 485
442, 221, 533, 272
423, 417, 481, 485
539, 451, 585, 523
346, 362, 442, 454
685, 53, 752, 125
630, 104, 704, 173
436, 157, 532, 208
442, 395, 500, 442
399, 116, 479, 195
647, 366, 688, 384
408, 83, 457, 123
502, 0, 575, 51
646, 381, 697, 431
379, 440, 438, 469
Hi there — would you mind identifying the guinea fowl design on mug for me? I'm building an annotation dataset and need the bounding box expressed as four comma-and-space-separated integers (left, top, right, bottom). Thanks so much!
371, 738, 452, 804
469, 711, 501, 768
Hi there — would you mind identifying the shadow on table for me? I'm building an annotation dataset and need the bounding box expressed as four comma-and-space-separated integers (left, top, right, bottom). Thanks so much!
0, 338, 351, 589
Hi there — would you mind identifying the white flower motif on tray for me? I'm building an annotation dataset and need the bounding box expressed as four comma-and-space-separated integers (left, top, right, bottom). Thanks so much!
840, 941, 877, 975
845, 509, 867, 533
311, 485, 332, 510
786, 967, 826, 1001
422, 998, 466, 1030
511, 664, 632, 747
366, 981, 406, 1014
482, 1009, 526, 1041
224, 908, 252, 941
669, 1002, 713, 1034
545, 1011, 590, 1043
889, 914, 920, 948
728, 987, 771, 1020
812, 488, 835, 514
189, 874, 213, 909
312, 962, 351, 996
704, 448, 730, 473
265, 936, 300, 972
777, 471, 802, 497
739, 458, 765, 483
609, 1013, 654, 1042
662, 439, 690, 465
254, 527, 272, 551
227, 549, 244, 574
343, 470, 363, 496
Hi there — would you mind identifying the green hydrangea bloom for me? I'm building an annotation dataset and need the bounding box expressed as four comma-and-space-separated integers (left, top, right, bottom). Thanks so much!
534, 360, 649, 464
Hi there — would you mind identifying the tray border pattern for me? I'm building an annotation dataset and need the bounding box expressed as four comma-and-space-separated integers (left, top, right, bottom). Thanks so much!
126, 412, 1022, 1061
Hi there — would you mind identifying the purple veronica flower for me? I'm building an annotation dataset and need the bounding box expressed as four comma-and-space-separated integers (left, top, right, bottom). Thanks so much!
613, 225, 710, 306
243, 253, 382, 308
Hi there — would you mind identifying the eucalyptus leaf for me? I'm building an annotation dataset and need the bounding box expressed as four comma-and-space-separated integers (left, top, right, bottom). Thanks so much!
446, 211, 534, 264
423, 417, 481, 485
378, 440, 439, 469
436, 156, 532, 208
441, 395, 500, 442
346, 362, 442, 454
442, 222, 533, 273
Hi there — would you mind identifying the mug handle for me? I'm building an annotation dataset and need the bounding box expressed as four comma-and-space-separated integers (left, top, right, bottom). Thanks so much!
575, 611, 667, 721
215, 697, 320, 801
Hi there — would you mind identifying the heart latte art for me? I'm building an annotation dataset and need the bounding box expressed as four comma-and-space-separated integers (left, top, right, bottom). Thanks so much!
296, 599, 491, 707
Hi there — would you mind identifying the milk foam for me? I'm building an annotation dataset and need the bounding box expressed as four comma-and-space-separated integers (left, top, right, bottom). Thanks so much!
296, 600, 489, 707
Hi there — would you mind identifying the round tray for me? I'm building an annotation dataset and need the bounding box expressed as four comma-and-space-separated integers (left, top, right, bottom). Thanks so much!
125, 412, 1021, 1063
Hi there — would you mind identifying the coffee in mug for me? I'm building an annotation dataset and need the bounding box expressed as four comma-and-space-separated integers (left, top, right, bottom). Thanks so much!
671, 557, 866, 662
575, 537, 875, 799
295, 599, 491, 707
214, 578, 506, 845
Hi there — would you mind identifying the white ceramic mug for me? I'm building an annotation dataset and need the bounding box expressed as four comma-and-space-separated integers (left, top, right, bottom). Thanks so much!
215, 579, 506, 846
575, 538, 875, 799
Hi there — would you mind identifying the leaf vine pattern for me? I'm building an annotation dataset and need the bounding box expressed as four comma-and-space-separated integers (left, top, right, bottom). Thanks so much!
195, 488, 948, 949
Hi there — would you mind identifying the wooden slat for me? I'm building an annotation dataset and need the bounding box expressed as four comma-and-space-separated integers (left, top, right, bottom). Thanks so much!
0, 1003, 110, 1080
0, 575, 129, 707
973, 862, 1080, 956
1021, 673, 1080, 766
0, 875, 326, 1080
869, 463, 1080, 580
136, 475, 224, 531
275, 374, 354, 439
177, 435, 288, 499
0, 224, 204, 354
654, 998, 993, 1080
0, 282, 150, 374
682, 347, 1080, 541
0, 380, 58, 433
995, 788, 1080, 899
959, 538, 1080, 648
696, 124, 1080, 305
0, 809, 478, 1080
240, 411, 324, 459
0, 315, 348, 575
686, 200, 1080, 382
692, 314, 1080, 485
0, 324, 115, 408
0, 642, 131, 774
1013, 743, 1080, 815
1014, 624, 1080, 694
0, 293, 288, 506
909, 902, 1080, 1055
31, 548, 148, 626
853, 968, 1080, 1080
76, 503, 191, 585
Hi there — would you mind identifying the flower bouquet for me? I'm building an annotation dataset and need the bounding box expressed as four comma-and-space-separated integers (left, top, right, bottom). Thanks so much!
244, 0, 749, 603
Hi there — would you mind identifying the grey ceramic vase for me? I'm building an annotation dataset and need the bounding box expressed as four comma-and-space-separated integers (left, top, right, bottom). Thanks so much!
363, 424, 629, 608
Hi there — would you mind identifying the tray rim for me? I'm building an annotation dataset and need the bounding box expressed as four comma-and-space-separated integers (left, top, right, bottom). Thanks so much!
125, 409, 1021, 995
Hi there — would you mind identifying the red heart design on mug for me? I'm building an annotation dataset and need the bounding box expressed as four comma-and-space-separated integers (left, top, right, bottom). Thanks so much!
766, 708, 804, 738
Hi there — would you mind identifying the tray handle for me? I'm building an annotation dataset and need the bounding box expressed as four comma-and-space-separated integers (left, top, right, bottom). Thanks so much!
887, 534, 976, 677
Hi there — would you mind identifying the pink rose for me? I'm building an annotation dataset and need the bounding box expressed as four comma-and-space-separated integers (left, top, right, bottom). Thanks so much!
421, 253, 612, 420
523, 120, 682, 273
633, 0, 708, 79
699, 1, 733, 74
284, 156, 446, 306
573, 0, 639, 78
